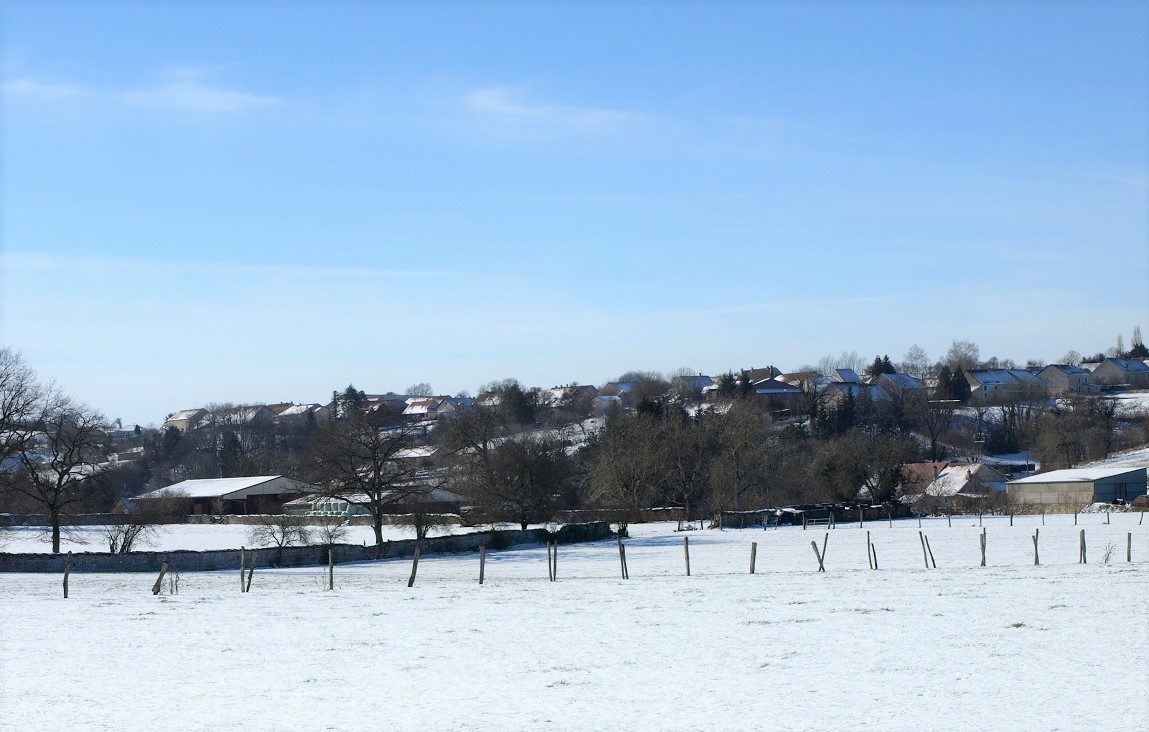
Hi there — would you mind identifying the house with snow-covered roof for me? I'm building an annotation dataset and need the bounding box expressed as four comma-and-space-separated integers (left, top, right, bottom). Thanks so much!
1035, 364, 1099, 396
1090, 358, 1149, 389
163, 408, 207, 433
964, 369, 1046, 403
901, 462, 1008, 513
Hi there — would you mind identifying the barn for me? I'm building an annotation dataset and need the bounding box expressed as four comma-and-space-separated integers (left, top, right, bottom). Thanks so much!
1005, 467, 1147, 508
134, 476, 317, 515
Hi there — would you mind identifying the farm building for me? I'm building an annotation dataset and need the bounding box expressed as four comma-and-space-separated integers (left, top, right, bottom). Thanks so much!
1006, 467, 1147, 507
134, 475, 317, 515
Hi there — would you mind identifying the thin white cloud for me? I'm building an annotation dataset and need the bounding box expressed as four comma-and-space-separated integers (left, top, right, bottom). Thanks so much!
3, 68, 281, 114
462, 86, 636, 133
118, 69, 280, 113
3, 77, 87, 101
2, 251, 498, 283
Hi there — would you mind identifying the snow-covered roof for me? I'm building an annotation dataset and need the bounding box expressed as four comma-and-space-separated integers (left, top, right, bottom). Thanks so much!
136, 476, 305, 500
1008, 467, 1146, 485
925, 463, 1006, 497
832, 368, 859, 383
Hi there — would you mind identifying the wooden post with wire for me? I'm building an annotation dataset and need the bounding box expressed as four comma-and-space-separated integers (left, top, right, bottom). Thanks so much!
479, 545, 486, 585
683, 536, 691, 576
750, 542, 757, 574
1032, 529, 1039, 566
240, 547, 246, 592
245, 551, 255, 592
979, 529, 987, 567
328, 547, 335, 590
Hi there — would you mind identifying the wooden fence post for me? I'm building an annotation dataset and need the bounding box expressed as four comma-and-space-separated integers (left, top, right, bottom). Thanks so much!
810, 540, 825, 572
328, 547, 335, 591
407, 547, 420, 587
859, 506, 864, 528
62, 551, 73, 599
1127, 532, 1132, 563
750, 542, 757, 574
918, 531, 929, 569
947, 514, 952, 528
924, 535, 936, 569
151, 561, 169, 596
1079, 530, 1086, 564
552, 542, 558, 581
246, 552, 255, 592
547, 543, 553, 581
684, 536, 691, 577
1032, 529, 1039, 566
479, 545, 486, 585
821, 532, 828, 567
240, 547, 246, 592
870, 543, 878, 570
866, 531, 873, 570
802, 512, 807, 530
619, 543, 629, 579
1009, 514, 1013, 527
979, 529, 986, 567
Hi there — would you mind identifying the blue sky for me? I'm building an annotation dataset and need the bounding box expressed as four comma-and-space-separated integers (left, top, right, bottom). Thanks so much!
3, 3, 1147, 425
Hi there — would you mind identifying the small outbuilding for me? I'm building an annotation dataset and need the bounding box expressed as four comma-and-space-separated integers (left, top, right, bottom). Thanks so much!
1006, 467, 1147, 507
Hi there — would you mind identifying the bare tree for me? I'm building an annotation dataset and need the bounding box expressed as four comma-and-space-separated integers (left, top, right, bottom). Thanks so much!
98, 491, 184, 553
246, 514, 313, 565
2, 388, 110, 553
583, 413, 662, 532
307, 414, 419, 546
708, 402, 771, 514
945, 340, 981, 372
405, 383, 434, 397
899, 344, 931, 379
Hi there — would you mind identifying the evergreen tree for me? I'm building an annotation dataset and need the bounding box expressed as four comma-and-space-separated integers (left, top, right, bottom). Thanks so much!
715, 371, 737, 398
950, 368, 972, 403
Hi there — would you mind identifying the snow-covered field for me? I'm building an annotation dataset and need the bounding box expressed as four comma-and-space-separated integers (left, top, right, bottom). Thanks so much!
3, 517, 1148, 731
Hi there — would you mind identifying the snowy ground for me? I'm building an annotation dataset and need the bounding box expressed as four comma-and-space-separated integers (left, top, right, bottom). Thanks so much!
3, 517, 1147, 731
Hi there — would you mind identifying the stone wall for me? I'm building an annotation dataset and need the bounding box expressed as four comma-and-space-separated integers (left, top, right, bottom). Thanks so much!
0, 522, 613, 573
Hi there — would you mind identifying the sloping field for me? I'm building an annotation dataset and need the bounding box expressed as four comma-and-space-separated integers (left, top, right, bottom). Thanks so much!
3, 516, 1147, 731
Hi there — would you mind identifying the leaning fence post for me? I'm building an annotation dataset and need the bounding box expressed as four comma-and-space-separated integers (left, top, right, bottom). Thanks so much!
407, 547, 421, 587
919, 531, 930, 569
151, 561, 169, 596
866, 531, 873, 570
1032, 529, 1040, 566
750, 542, 757, 574
924, 535, 936, 569
62, 551, 73, 599
683, 536, 691, 576
245, 552, 255, 592
870, 543, 878, 570
810, 540, 825, 572
240, 546, 246, 592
